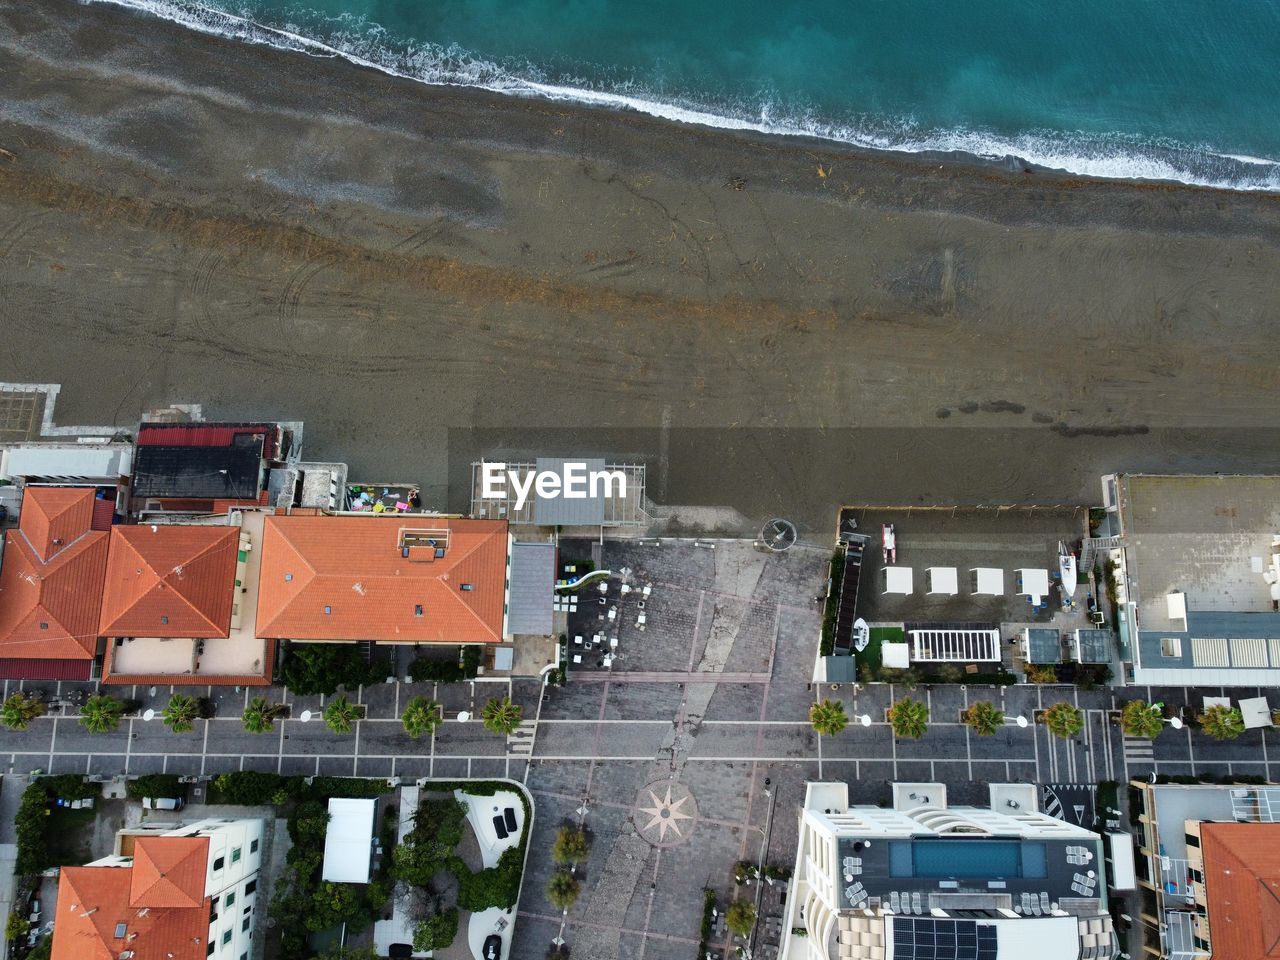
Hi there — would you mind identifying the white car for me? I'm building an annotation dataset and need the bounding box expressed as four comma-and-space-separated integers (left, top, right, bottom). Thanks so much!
142, 796, 184, 810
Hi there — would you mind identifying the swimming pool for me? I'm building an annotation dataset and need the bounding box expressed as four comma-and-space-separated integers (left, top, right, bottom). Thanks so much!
889, 839, 1047, 879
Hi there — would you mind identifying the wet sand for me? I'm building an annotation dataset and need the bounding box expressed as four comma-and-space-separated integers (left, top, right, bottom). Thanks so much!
2, 0, 1280, 533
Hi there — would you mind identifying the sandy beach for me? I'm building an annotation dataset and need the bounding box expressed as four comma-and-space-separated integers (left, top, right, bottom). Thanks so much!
2, 0, 1280, 532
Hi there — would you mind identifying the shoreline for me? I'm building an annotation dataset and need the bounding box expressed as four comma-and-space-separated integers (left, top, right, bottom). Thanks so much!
3, 0, 1280, 533
84, 0, 1280, 195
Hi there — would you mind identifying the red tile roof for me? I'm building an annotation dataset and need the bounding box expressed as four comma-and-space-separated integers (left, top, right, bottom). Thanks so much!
99, 525, 239, 638
1201, 822, 1280, 960
53, 854, 210, 960
129, 837, 209, 909
0, 488, 108, 662
0, 657, 92, 680
256, 516, 508, 643
18, 487, 96, 561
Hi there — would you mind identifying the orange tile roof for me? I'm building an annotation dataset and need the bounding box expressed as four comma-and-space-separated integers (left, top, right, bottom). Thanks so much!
1201, 822, 1280, 960
99, 525, 239, 638
129, 837, 209, 908
256, 516, 508, 642
0, 488, 108, 661
18, 487, 96, 561
52, 857, 210, 960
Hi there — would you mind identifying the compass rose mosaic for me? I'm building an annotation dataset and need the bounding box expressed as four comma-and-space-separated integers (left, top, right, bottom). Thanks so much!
634, 779, 698, 846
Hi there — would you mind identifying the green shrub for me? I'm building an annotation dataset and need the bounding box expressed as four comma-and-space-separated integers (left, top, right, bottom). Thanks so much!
456, 846, 525, 911
409, 657, 464, 683
462, 645, 482, 679
413, 908, 459, 951
211, 772, 304, 806
281, 644, 388, 696
126, 774, 182, 801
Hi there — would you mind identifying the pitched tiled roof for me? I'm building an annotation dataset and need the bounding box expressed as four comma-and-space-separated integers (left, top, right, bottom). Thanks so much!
53, 860, 209, 960
129, 837, 209, 908
99, 525, 239, 638
1201, 822, 1280, 960
18, 487, 96, 561
0, 488, 108, 661
256, 516, 508, 642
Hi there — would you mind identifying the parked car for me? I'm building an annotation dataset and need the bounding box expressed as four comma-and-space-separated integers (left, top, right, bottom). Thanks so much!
142, 796, 184, 810
483, 935, 502, 960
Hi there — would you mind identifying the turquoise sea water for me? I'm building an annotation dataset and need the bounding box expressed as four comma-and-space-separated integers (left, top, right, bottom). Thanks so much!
94, 0, 1280, 190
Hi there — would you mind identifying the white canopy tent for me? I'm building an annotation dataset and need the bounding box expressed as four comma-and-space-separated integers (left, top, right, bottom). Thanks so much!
926, 567, 958, 596
882, 566, 913, 595
970, 568, 1004, 595
1015, 568, 1051, 604
321, 797, 377, 883
882, 643, 911, 669
1240, 696, 1273, 729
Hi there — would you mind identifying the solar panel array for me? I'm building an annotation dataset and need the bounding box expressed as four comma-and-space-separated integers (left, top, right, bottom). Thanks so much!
891, 918, 997, 960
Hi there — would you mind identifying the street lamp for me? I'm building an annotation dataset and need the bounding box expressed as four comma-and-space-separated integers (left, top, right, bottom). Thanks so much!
859, 714, 872, 728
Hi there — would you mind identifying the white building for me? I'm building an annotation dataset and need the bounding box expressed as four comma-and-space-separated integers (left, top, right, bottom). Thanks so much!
780, 782, 1116, 960
52, 817, 264, 960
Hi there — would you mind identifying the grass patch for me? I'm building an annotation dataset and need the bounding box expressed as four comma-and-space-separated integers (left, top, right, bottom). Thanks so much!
859, 627, 898, 675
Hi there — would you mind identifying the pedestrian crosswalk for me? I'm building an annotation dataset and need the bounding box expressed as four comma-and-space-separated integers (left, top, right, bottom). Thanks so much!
507, 720, 537, 756
1123, 735, 1154, 767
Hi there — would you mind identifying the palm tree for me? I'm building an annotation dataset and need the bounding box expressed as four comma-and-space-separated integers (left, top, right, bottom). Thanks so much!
962, 701, 1004, 737
546, 869, 581, 911
887, 696, 929, 739
1, 692, 45, 731
162, 693, 200, 734
401, 697, 443, 738
81, 694, 125, 734
481, 696, 522, 736
809, 698, 848, 737
323, 695, 362, 734
1200, 704, 1245, 741
1043, 702, 1084, 739
242, 697, 281, 734
1121, 700, 1164, 739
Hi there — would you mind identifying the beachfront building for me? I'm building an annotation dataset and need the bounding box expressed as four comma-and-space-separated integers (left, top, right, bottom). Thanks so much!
0, 485, 112, 680
99, 516, 274, 685
1131, 779, 1280, 959
1098, 473, 1280, 685
51, 817, 264, 960
780, 781, 1117, 960
255, 514, 512, 645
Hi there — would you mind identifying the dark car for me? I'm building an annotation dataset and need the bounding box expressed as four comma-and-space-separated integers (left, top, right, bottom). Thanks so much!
483, 935, 502, 960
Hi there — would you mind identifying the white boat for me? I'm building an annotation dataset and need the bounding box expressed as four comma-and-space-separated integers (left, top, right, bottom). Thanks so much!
852, 618, 870, 653
1058, 542, 1078, 598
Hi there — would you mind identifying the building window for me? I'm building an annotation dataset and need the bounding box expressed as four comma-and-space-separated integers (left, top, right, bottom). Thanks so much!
160, 615, 168, 625
207, 942, 215, 957
1186, 834, 1200, 848
213, 856, 225, 871
324, 605, 332, 615
231, 846, 242, 864
222, 930, 232, 947
1160, 637, 1182, 658
250, 839, 259, 854
414, 604, 423, 617
245, 879, 257, 895
225, 892, 235, 909
114, 923, 127, 939
242, 917, 251, 932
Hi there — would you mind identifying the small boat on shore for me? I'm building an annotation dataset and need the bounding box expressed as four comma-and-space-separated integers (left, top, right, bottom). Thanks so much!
852, 617, 870, 653
1058, 542, 1078, 597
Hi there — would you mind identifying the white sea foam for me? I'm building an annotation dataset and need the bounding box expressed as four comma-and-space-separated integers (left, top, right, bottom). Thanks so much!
84, 0, 1280, 193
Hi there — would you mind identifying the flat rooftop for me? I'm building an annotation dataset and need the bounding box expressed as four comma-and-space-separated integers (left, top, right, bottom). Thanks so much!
1117, 474, 1280, 632
841, 508, 1090, 628
836, 834, 1104, 914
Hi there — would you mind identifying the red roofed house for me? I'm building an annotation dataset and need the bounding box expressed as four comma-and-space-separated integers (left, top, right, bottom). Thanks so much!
256, 515, 510, 643
99, 518, 273, 686
51, 817, 263, 960
0, 486, 111, 680
1188, 820, 1280, 960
